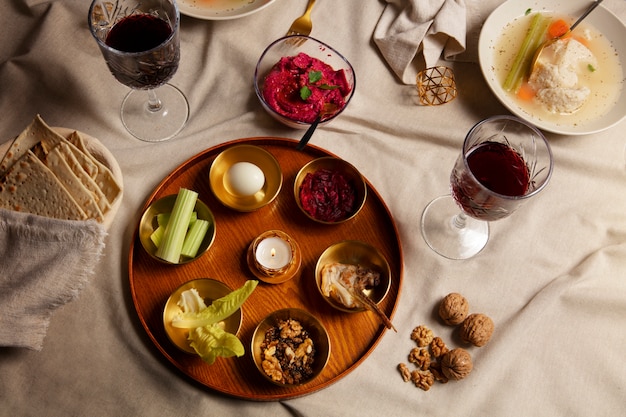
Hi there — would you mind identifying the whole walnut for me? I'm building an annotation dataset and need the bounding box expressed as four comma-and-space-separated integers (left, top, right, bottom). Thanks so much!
438, 293, 469, 325
440, 348, 473, 380
460, 313, 494, 347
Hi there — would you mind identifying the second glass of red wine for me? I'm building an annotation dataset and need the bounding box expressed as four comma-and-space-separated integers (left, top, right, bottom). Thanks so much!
421, 115, 553, 259
88, 0, 189, 142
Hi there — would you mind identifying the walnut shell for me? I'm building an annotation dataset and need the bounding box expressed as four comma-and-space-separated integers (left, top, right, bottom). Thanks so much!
440, 348, 473, 380
460, 313, 494, 347
438, 293, 469, 325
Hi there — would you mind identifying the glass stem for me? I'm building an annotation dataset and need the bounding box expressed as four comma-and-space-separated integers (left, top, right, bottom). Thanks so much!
146, 89, 163, 113
452, 212, 467, 230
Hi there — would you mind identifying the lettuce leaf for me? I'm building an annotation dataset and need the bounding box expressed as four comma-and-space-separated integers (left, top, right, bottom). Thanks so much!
171, 280, 257, 329
176, 287, 207, 314
188, 324, 245, 365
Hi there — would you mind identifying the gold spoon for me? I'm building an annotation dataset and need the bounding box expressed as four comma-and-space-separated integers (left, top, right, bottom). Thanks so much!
530, 0, 604, 73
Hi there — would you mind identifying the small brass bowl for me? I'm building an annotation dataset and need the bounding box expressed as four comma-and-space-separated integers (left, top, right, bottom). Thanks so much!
251, 308, 330, 386
294, 157, 367, 224
209, 144, 282, 212
139, 194, 216, 265
163, 278, 243, 354
315, 240, 391, 313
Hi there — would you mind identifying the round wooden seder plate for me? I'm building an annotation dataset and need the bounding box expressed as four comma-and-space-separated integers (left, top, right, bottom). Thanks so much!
128, 137, 403, 401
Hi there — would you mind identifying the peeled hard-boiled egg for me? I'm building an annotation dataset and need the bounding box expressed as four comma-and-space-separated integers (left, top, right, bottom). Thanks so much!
224, 162, 265, 197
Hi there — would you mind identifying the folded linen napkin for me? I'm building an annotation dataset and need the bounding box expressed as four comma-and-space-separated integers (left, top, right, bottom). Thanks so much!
0, 208, 106, 351
373, 0, 467, 84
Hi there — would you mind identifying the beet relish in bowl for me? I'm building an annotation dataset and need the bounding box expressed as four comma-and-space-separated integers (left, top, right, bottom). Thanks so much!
294, 157, 367, 225
254, 35, 356, 129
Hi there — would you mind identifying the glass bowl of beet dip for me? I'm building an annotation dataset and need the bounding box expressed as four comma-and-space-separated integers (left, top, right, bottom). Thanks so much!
254, 35, 356, 129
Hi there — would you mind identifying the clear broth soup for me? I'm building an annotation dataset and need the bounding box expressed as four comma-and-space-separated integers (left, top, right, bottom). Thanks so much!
494, 12, 623, 127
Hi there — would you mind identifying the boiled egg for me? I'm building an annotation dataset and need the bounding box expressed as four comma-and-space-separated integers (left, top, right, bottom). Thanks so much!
224, 162, 265, 197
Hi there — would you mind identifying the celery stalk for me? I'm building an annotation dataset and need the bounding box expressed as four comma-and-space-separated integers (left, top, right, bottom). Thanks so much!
157, 213, 170, 228
155, 188, 198, 263
150, 225, 165, 248
503, 13, 549, 92
157, 211, 197, 228
181, 219, 210, 259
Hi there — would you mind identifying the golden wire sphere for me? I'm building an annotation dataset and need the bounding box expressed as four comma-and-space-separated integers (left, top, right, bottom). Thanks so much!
416, 66, 458, 106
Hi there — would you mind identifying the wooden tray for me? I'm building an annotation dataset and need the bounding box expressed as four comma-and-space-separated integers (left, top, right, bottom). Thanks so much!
128, 137, 404, 401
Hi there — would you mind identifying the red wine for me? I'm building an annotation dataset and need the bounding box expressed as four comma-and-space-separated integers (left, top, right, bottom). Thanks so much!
102, 13, 178, 89
451, 141, 530, 221
467, 142, 529, 196
105, 14, 172, 53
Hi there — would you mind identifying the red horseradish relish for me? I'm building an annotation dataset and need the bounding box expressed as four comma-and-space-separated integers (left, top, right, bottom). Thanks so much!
299, 168, 357, 222
262, 53, 351, 123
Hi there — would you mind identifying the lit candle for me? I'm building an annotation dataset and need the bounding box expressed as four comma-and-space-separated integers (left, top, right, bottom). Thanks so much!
247, 230, 301, 282
255, 236, 292, 270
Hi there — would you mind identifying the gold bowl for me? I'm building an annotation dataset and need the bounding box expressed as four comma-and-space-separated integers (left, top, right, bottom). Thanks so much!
209, 144, 282, 211
251, 308, 330, 386
294, 157, 367, 224
163, 278, 243, 354
315, 240, 391, 313
139, 194, 216, 264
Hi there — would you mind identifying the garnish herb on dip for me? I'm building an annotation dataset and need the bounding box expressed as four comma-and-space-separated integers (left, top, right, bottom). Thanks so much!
262, 52, 352, 123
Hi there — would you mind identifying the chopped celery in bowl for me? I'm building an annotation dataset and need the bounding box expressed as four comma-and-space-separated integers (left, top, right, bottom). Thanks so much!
139, 188, 216, 264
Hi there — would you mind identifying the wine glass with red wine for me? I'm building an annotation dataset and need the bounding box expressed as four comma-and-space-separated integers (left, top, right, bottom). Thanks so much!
421, 115, 553, 259
88, 0, 189, 142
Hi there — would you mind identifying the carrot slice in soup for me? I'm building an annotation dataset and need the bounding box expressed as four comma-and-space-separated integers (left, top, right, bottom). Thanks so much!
548, 19, 570, 38
516, 82, 536, 101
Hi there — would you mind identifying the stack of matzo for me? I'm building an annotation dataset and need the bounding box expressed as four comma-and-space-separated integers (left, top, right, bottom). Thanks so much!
0, 115, 122, 222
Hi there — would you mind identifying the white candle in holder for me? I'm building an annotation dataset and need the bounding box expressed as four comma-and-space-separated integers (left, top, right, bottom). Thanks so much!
255, 236, 292, 270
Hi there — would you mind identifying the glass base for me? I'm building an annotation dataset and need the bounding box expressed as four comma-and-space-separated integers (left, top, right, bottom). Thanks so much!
121, 83, 189, 142
421, 195, 489, 260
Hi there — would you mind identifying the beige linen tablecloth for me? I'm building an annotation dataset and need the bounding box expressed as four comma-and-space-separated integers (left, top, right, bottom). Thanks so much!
1, 0, 625, 415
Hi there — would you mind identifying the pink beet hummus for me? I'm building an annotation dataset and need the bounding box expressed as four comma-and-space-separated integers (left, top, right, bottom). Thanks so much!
262, 52, 352, 123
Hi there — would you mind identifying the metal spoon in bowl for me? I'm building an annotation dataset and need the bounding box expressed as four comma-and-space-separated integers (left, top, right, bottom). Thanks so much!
296, 103, 337, 151
530, 0, 604, 73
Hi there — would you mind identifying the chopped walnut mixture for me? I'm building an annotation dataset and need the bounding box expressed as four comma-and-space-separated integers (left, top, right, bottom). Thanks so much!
260, 318, 316, 385
410, 325, 434, 347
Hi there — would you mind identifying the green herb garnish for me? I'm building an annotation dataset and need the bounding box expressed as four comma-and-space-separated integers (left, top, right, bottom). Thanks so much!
588, 64, 596, 72
308, 70, 323, 83
525, 8, 532, 15
301, 71, 339, 100
300, 86, 312, 100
